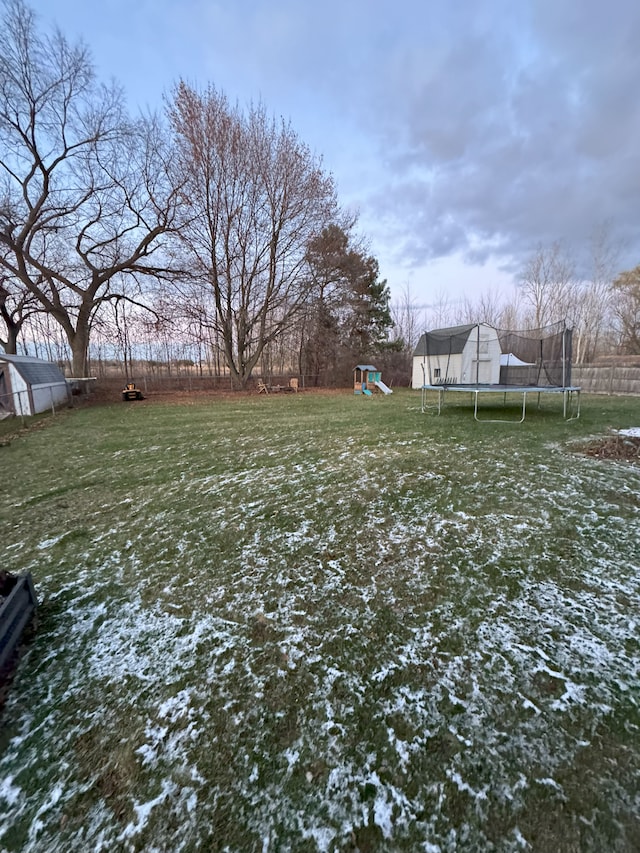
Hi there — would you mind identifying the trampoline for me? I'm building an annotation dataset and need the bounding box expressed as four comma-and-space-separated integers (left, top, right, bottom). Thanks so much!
421, 382, 581, 422
416, 321, 581, 423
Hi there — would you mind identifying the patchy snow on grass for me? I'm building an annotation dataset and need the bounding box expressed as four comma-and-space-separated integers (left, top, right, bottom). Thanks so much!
36, 534, 64, 550
1, 396, 639, 851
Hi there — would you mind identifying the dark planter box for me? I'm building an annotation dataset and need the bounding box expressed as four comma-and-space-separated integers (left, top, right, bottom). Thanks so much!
0, 572, 37, 675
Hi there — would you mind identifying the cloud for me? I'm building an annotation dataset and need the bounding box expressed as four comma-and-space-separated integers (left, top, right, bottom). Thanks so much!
351, 0, 640, 273
34, 0, 640, 284
225, 0, 638, 278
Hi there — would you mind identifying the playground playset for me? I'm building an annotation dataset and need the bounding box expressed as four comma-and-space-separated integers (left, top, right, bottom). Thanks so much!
353, 365, 393, 396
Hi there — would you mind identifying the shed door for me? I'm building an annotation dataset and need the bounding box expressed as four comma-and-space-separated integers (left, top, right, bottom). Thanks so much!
472, 360, 492, 384
0, 369, 10, 412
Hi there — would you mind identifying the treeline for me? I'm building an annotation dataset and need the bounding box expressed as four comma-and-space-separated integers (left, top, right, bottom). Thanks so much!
392, 238, 640, 365
2, 1, 639, 387
0, 0, 400, 388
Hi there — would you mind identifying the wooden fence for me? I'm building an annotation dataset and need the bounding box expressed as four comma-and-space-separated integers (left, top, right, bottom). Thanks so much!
98, 368, 640, 397
572, 366, 640, 396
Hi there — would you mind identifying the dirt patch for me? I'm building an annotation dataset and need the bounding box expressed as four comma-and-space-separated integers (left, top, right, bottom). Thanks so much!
76, 382, 348, 407
0, 383, 350, 445
580, 431, 640, 464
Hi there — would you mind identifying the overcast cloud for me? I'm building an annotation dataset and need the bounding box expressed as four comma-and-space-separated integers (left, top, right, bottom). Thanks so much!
29, 0, 640, 298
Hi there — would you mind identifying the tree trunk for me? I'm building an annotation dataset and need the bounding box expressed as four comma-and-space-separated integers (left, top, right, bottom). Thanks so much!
0, 306, 21, 354
69, 325, 90, 377
2, 324, 19, 354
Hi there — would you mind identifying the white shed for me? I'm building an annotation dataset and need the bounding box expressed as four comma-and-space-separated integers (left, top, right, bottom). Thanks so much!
412, 323, 502, 389
0, 354, 70, 417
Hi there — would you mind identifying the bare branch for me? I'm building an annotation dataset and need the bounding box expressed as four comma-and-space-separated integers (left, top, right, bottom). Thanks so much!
0, 0, 179, 374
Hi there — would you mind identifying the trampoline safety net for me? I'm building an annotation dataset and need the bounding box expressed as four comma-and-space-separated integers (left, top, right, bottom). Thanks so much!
419, 321, 573, 388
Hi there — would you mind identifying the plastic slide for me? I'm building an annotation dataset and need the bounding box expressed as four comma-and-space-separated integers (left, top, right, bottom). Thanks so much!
374, 380, 393, 395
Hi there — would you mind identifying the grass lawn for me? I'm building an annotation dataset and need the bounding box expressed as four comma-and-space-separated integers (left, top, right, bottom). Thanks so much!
0, 389, 639, 852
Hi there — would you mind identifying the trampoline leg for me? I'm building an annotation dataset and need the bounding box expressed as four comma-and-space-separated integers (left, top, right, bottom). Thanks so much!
564, 389, 581, 421
421, 386, 444, 415
473, 390, 527, 423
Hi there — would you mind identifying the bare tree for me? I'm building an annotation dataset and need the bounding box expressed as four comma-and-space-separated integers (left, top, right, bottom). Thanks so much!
612, 264, 640, 355
477, 288, 507, 326
390, 282, 422, 351
570, 224, 619, 363
429, 289, 457, 329
495, 292, 525, 332
0, 0, 180, 375
0, 264, 41, 352
167, 81, 340, 389
452, 287, 531, 331
519, 242, 576, 328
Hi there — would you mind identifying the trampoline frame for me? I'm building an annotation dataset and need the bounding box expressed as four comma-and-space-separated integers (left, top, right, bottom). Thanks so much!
421, 383, 581, 423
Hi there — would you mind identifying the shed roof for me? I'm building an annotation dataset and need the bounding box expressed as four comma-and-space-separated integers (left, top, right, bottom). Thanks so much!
0, 354, 66, 385
413, 323, 496, 357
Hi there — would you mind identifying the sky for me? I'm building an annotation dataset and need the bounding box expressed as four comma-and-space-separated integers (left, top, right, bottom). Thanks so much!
27, 0, 640, 309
